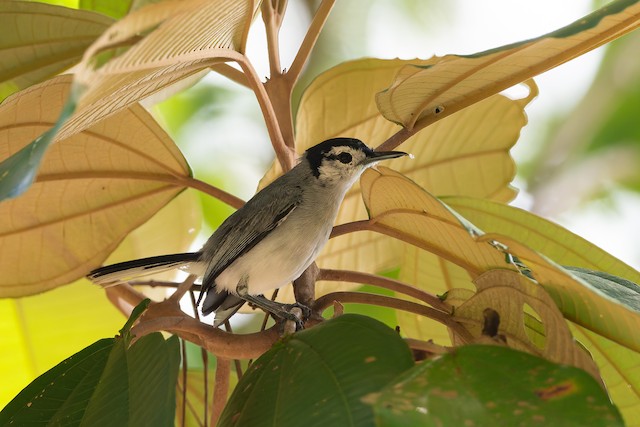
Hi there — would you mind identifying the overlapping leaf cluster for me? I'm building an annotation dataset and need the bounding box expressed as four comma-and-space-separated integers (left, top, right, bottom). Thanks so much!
1, 0, 640, 425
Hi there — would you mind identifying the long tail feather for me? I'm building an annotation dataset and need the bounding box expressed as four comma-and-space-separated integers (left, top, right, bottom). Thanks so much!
88, 252, 201, 285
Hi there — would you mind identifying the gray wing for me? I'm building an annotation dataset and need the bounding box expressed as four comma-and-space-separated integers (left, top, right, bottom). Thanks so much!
198, 174, 304, 298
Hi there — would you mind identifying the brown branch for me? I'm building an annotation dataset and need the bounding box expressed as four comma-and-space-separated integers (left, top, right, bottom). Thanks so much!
210, 63, 249, 88
318, 268, 451, 312
237, 56, 295, 170
184, 177, 245, 210
287, 0, 336, 84
313, 291, 473, 343
404, 338, 450, 355
107, 285, 280, 359
211, 358, 231, 426
261, 0, 288, 76
376, 127, 416, 152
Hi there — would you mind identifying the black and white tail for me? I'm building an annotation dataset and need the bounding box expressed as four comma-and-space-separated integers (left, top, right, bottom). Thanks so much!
88, 252, 201, 286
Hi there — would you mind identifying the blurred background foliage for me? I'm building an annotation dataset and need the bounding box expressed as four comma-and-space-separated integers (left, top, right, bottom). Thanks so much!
2, 0, 639, 410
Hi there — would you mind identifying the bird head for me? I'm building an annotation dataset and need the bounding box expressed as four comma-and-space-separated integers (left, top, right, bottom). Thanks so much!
305, 138, 408, 187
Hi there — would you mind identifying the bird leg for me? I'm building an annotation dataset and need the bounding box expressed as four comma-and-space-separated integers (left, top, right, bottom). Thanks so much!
236, 280, 310, 330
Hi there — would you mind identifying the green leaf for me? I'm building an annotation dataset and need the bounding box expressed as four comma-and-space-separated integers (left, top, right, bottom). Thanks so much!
0, 338, 115, 426
79, 0, 163, 19
219, 314, 414, 427
565, 266, 640, 312
0, 301, 180, 426
368, 345, 624, 427
0, 2, 113, 100
0, 82, 79, 201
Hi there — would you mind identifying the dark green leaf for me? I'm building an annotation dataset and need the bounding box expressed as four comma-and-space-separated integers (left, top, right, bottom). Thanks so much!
368, 345, 623, 427
0, 338, 115, 426
565, 266, 640, 312
0, 302, 180, 426
219, 314, 414, 427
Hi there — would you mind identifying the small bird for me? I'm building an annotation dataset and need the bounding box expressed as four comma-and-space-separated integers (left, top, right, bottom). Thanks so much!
89, 138, 407, 327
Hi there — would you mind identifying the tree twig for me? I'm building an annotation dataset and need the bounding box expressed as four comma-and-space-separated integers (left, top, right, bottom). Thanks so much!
318, 268, 451, 312
287, 0, 336, 84
313, 291, 473, 343
237, 57, 294, 170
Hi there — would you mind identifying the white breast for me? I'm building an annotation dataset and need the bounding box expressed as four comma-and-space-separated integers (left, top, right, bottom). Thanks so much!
213, 202, 335, 295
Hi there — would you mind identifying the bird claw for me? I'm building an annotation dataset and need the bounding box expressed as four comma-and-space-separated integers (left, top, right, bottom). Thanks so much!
279, 303, 311, 331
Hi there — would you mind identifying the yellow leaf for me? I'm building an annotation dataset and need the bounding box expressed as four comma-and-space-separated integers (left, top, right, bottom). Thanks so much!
482, 234, 640, 354
376, 1, 640, 131
0, 2, 113, 100
453, 269, 600, 380
0, 75, 192, 296
396, 246, 473, 345
266, 59, 533, 300
445, 196, 640, 283
70, 0, 259, 119
361, 167, 513, 275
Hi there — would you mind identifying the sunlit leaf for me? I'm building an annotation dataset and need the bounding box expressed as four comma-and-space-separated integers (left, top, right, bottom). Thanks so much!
0, 76, 192, 296
70, 0, 259, 125
269, 60, 533, 302
79, 0, 162, 19
360, 167, 512, 276
481, 235, 640, 354
0, 2, 113, 101
444, 196, 640, 284
219, 314, 414, 427
376, 0, 640, 131
453, 270, 600, 379
0, 78, 79, 200
368, 345, 623, 427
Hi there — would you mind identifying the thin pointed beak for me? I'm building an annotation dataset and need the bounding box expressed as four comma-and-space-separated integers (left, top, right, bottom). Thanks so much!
362, 150, 409, 165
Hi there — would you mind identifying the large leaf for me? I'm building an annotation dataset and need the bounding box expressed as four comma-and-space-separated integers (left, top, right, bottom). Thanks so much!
72, 0, 259, 124
376, 0, 640, 131
0, 2, 113, 101
444, 196, 640, 284
367, 345, 623, 427
0, 300, 181, 426
0, 75, 192, 296
218, 314, 414, 427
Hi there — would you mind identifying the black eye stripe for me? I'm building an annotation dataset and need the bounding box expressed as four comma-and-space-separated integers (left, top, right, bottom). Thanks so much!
326, 152, 353, 164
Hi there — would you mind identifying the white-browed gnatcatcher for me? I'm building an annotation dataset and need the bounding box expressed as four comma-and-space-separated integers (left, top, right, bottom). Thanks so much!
89, 138, 407, 327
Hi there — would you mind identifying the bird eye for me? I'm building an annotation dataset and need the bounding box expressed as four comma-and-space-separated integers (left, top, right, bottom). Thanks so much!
337, 152, 352, 164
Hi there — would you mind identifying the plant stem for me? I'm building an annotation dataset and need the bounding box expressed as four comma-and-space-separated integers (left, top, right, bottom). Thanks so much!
313, 291, 473, 342
237, 57, 294, 170
287, 0, 336, 85
184, 177, 245, 209
261, 0, 287, 77
318, 268, 451, 312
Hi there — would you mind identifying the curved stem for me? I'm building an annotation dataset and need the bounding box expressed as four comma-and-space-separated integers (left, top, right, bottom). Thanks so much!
313, 291, 473, 343
237, 56, 294, 170
287, 0, 336, 84
184, 177, 245, 209
376, 127, 415, 152
318, 268, 451, 312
